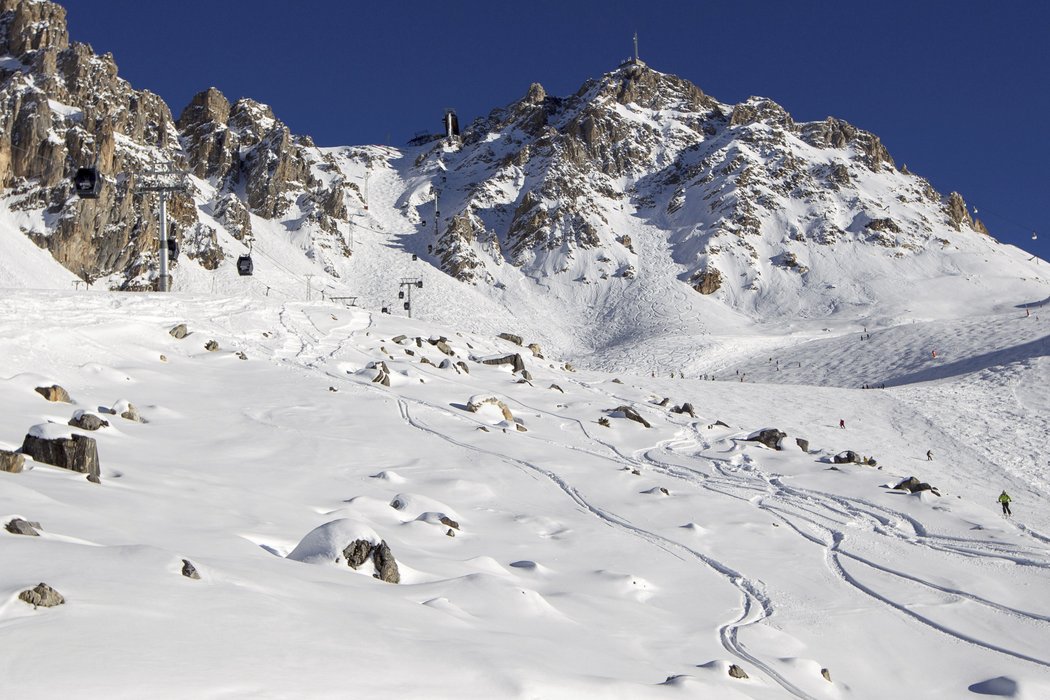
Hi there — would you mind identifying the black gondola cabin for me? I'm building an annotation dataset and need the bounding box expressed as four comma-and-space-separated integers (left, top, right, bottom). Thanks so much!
236, 254, 253, 276
73, 167, 101, 199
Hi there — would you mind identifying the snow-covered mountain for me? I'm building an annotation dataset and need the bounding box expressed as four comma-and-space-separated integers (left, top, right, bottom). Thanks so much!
2, 0, 1047, 375
4, 3, 1050, 698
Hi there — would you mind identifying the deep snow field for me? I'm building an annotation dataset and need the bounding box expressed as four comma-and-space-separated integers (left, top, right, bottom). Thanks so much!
2, 287, 1050, 699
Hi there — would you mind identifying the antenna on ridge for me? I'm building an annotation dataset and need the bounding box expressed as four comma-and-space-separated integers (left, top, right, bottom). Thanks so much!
634, 32, 639, 62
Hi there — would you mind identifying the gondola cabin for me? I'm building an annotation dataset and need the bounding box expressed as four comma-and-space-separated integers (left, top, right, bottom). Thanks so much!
236, 254, 254, 276
73, 167, 101, 199
167, 238, 179, 261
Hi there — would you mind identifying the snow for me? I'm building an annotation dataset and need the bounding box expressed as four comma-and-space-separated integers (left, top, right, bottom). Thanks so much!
2, 285, 1049, 698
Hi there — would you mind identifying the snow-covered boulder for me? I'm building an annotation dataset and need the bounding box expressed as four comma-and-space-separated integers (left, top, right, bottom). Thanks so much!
21, 424, 100, 479
287, 519, 400, 583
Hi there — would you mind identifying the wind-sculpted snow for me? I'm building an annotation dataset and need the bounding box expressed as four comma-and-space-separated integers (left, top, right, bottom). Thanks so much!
2, 290, 1050, 697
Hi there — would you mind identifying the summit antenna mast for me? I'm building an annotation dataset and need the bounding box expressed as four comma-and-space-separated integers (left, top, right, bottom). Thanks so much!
634, 32, 639, 62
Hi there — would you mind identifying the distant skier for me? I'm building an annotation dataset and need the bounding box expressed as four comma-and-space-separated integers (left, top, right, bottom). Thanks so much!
999, 491, 1012, 516
926, 450, 933, 461
839, 419, 846, 429
931, 350, 937, 359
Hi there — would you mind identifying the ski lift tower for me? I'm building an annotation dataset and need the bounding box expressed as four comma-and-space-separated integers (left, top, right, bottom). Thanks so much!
135, 165, 190, 292
399, 277, 423, 318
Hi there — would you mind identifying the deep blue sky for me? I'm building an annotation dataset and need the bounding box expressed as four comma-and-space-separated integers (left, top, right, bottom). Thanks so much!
64, 1, 1048, 259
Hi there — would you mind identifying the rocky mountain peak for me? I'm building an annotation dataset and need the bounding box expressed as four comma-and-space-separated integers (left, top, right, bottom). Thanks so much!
524, 82, 545, 105
0, 0, 68, 57
177, 87, 231, 131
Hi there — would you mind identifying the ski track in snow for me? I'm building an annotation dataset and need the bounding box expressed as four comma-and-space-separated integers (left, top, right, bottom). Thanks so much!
639, 424, 1050, 671
5, 292, 1050, 697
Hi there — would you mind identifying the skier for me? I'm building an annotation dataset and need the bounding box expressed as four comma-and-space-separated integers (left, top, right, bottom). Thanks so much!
926, 450, 933, 461
998, 491, 1012, 517
839, 419, 846, 429
932, 350, 937, 359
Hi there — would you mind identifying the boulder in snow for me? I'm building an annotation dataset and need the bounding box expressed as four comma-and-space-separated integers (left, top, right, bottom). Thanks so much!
5, 518, 41, 536
746, 428, 786, 450
34, 385, 70, 403
169, 323, 188, 339
68, 410, 109, 431
478, 353, 526, 374
181, 559, 201, 580
21, 425, 100, 478
1, 449, 25, 473
612, 405, 651, 428
892, 476, 940, 496
19, 583, 64, 608
833, 450, 861, 464
497, 332, 523, 346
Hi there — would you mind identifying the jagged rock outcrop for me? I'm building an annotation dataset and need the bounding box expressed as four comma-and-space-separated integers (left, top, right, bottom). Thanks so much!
0, 0, 352, 288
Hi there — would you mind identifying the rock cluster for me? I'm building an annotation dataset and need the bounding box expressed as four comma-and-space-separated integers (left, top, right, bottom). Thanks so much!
340, 539, 400, 584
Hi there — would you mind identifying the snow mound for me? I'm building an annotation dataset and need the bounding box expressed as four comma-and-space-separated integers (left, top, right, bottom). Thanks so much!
286, 519, 381, 566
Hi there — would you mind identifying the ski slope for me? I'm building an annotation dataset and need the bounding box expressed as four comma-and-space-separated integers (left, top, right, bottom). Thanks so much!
2, 289, 1049, 698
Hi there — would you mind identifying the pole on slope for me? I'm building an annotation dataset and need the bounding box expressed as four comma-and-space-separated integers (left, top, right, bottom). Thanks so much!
136, 166, 188, 293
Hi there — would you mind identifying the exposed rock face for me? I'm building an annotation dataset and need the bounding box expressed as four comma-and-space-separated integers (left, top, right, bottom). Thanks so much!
944, 191, 981, 232
18, 582, 64, 608
1, 448, 26, 472
692, 268, 722, 295
0, 0, 352, 288
21, 431, 99, 477
34, 385, 70, 402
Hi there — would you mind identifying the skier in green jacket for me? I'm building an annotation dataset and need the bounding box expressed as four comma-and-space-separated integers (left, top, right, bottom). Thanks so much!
998, 491, 1012, 517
